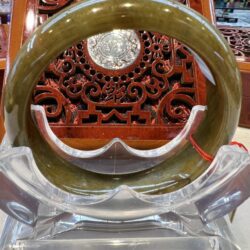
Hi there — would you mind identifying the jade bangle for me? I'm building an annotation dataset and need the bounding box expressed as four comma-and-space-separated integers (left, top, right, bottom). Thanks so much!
4, 0, 241, 195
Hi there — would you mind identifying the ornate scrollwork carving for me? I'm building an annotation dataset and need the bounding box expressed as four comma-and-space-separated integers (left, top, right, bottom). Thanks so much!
34, 32, 206, 129
219, 27, 250, 61
24, 0, 206, 142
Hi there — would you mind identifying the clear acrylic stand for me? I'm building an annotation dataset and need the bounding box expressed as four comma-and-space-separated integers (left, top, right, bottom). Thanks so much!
0, 215, 241, 250
32, 104, 206, 175
0, 143, 249, 249
0, 106, 250, 249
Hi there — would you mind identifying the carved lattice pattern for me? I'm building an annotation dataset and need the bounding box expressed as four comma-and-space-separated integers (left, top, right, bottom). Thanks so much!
24, 0, 207, 142
33, 32, 206, 140
219, 27, 250, 62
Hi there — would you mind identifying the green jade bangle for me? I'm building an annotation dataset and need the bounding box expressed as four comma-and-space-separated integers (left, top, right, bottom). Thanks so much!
4, 0, 241, 195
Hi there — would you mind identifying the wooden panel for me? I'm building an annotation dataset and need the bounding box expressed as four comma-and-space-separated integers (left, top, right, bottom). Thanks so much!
7, 0, 28, 72
188, 0, 216, 23
215, 15, 250, 127
239, 72, 250, 128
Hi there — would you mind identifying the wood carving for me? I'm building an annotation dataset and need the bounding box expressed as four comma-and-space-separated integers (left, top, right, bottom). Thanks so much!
0, 25, 7, 59
33, 32, 206, 141
22, 0, 207, 146
218, 28, 250, 128
188, 0, 203, 14
219, 27, 250, 62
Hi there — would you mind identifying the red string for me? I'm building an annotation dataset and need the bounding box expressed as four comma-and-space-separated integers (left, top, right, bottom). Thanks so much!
230, 141, 249, 152
189, 135, 248, 163
189, 135, 214, 162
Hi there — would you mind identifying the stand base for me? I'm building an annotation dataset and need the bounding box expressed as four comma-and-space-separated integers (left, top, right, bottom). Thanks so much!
10, 237, 239, 250
1, 215, 240, 250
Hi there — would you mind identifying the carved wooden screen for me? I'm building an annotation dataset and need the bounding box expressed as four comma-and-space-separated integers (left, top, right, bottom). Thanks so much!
218, 27, 250, 128
0, 25, 7, 61
218, 27, 250, 63
20, 0, 207, 149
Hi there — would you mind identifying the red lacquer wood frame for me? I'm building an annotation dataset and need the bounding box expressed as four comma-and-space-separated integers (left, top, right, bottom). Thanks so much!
211, 3, 250, 127
188, 0, 216, 23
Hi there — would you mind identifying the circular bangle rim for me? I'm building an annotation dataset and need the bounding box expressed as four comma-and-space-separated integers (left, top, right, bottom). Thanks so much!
4, 0, 241, 195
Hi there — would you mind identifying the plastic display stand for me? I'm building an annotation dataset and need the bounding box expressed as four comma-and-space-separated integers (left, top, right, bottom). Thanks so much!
0, 216, 241, 250
0, 106, 250, 249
